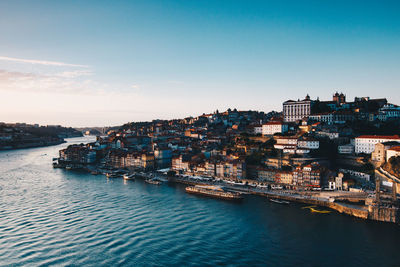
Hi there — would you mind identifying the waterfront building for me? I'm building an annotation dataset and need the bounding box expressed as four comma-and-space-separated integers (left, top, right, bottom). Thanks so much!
205, 161, 216, 176
335, 172, 344, 190
171, 155, 191, 172
108, 150, 154, 169
256, 167, 278, 183
276, 170, 293, 185
292, 163, 321, 188
355, 135, 400, 154
59, 144, 97, 164
216, 160, 246, 180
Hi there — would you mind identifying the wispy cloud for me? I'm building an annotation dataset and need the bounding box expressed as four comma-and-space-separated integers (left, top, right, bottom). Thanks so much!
0, 69, 141, 99
0, 56, 89, 68
55, 70, 93, 78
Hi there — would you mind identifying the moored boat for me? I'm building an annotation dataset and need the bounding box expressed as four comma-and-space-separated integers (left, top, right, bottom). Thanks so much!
145, 179, 161, 185
106, 173, 121, 178
185, 185, 243, 200
123, 174, 136, 180
309, 207, 331, 214
269, 198, 290, 204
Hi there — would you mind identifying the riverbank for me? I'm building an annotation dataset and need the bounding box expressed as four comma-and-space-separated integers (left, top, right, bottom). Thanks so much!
0, 139, 66, 150
166, 175, 399, 224
54, 158, 399, 225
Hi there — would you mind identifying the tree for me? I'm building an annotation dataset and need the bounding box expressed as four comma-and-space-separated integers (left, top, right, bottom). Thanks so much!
385, 156, 400, 177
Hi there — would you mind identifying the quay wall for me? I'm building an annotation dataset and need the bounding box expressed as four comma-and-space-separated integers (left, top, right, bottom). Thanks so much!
368, 206, 400, 224
254, 192, 369, 219
168, 176, 399, 224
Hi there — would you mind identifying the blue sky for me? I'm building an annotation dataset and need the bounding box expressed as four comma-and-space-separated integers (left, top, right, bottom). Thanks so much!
0, 0, 399, 126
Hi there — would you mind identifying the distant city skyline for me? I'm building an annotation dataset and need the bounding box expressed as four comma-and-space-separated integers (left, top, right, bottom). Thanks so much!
1, 0, 399, 127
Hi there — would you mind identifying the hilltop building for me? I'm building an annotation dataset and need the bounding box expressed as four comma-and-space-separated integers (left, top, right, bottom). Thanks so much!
283, 94, 312, 122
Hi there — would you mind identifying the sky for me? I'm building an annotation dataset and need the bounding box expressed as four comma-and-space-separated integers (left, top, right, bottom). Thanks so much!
0, 0, 399, 127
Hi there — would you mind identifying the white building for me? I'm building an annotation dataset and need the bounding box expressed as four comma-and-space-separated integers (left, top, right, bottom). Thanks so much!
262, 121, 288, 135
297, 138, 319, 149
386, 146, 400, 162
355, 135, 400, 154
283, 95, 313, 122
308, 113, 334, 124
274, 136, 298, 150
253, 125, 262, 135
338, 144, 354, 154
274, 136, 318, 154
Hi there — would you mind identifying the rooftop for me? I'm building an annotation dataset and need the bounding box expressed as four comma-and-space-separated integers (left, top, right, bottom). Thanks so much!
356, 135, 400, 140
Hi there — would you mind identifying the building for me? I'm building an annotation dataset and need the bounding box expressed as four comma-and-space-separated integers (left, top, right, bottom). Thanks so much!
332, 92, 346, 105
338, 144, 354, 154
355, 135, 400, 154
335, 172, 344, 190
386, 146, 400, 162
378, 103, 400, 120
261, 121, 288, 135
253, 125, 263, 135
297, 137, 319, 150
274, 136, 318, 154
371, 141, 400, 166
171, 155, 191, 172
316, 130, 339, 140
216, 160, 246, 179
308, 113, 334, 124
274, 136, 298, 149
108, 150, 154, 169
256, 167, 278, 183
59, 144, 97, 164
283, 94, 313, 122
276, 171, 293, 185
292, 163, 322, 188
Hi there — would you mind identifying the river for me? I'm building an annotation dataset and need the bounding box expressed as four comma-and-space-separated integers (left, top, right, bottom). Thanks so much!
1, 136, 399, 266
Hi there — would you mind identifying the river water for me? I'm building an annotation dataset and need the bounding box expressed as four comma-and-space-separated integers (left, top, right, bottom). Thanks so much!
1, 136, 400, 266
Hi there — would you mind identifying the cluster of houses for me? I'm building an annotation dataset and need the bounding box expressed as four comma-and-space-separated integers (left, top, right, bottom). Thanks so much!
56, 92, 400, 191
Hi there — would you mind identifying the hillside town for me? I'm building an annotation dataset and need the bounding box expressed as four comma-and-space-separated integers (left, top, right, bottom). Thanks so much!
55, 92, 400, 223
